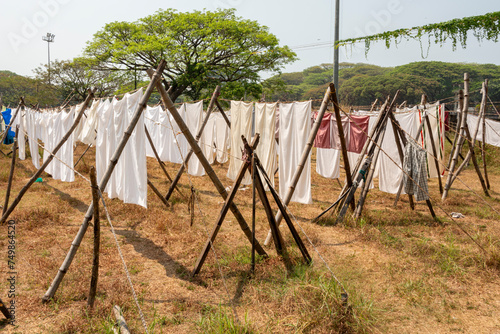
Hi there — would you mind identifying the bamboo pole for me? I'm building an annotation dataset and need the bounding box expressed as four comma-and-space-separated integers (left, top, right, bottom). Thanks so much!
215, 99, 231, 128
482, 80, 490, 189
447, 91, 463, 169
447, 80, 489, 197
0, 90, 95, 225
334, 96, 390, 215
442, 75, 468, 201
87, 167, 100, 309
353, 108, 389, 218
147, 178, 171, 209
147, 69, 267, 259
264, 83, 334, 246
192, 135, 264, 276
0, 297, 12, 320
42, 62, 166, 303
74, 143, 92, 168
420, 95, 444, 194
164, 86, 220, 202
3, 127, 18, 216
331, 84, 354, 210
113, 306, 131, 334
251, 151, 256, 273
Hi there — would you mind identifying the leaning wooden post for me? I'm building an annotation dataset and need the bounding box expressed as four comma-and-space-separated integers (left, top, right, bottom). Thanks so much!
164, 86, 221, 201
42, 62, 166, 303
113, 305, 131, 334
264, 83, 334, 246
215, 99, 231, 128
147, 178, 171, 209
420, 95, 444, 194
147, 70, 267, 257
0, 89, 95, 225
354, 91, 401, 218
0, 99, 23, 145
447, 91, 463, 169
191, 135, 263, 277
3, 127, 18, 216
331, 84, 354, 210
481, 79, 490, 190
448, 80, 490, 197
442, 75, 468, 201
87, 167, 100, 309
354, 114, 388, 218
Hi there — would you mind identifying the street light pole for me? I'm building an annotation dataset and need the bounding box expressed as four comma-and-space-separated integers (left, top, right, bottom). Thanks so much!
42, 33, 55, 85
333, 0, 340, 90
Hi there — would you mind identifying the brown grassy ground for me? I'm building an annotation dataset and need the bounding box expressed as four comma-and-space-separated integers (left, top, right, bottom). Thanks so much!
0, 138, 499, 333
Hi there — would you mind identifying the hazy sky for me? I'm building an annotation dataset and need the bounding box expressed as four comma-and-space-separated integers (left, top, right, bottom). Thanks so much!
1, 0, 499, 78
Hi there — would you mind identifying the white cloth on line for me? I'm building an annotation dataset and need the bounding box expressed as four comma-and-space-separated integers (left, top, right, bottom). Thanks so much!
227, 101, 253, 185
13, 108, 26, 160
254, 102, 278, 189
201, 112, 217, 164
178, 101, 205, 176
25, 109, 41, 169
468, 114, 500, 147
279, 101, 313, 204
214, 112, 230, 163
96, 89, 147, 208
76, 100, 100, 145
316, 148, 341, 179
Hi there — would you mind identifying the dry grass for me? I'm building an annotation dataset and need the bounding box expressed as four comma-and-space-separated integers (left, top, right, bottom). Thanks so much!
0, 138, 499, 333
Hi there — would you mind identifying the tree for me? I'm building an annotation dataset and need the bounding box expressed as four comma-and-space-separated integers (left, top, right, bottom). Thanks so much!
84, 8, 297, 101
0, 71, 59, 107
34, 58, 132, 102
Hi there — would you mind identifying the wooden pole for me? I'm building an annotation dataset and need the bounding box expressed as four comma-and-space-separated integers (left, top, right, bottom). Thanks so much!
164, 86, 221, 202
334, 96, 390, 214
215, 99, 231, 128
420, 95, 444, 194
147, 70, 267, 258
482, 80, 490, 189
191, 135, 265, 277
74, 143, 92, 168
447, 81, 489, 197
87, 167, 100, 309
264, 83, 334, 246
0, 297, 12, 320
42, 62, 166, 303
331, 84, 354, 210
447, 91, 463, 169
251, 151, 256, 273
0, 89, 95, 225
442, 75, 469, 201
3, 127, 18, 216
113, 305, 131, 334
147, 178, 171, 209
370, 99, 378, 112
354, 111, 388, 218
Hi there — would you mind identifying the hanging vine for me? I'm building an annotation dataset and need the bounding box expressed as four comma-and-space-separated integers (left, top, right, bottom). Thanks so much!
337, 11, 500, 57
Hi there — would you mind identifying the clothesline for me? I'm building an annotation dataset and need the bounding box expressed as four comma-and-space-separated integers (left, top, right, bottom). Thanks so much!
334, 102, 488, 252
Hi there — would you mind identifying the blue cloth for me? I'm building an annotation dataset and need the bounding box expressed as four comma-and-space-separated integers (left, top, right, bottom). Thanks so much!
2, 108, 15, 144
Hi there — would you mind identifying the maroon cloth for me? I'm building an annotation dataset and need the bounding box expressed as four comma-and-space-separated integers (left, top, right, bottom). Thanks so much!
444, 110, 450, 132
348, 115, 369, 153
313, 112, 333, 148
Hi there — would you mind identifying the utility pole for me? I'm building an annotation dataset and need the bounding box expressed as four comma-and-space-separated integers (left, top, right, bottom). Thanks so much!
333, 0, 340, 90
42, 33, 55, 85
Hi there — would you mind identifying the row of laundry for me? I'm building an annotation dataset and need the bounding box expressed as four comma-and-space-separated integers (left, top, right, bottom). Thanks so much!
7, 89, 446, 208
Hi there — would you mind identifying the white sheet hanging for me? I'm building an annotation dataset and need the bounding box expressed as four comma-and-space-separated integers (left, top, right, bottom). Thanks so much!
13, 108, 26, 160
468, 114, 500, 147
279, 101, 312, 204
183, 101, 205, 176
316, 149, 341, 179
201, 112, 216, 164
418, 103, 445, 178
77, 100, 100, 145
255, 102, 277, 189
96, 89, 147, 208
227, 101, 253, 185
214, 112, 230, 163
25, 109, 41, 169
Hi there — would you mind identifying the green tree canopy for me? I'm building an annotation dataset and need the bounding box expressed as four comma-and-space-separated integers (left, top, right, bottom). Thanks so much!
34, 58, 133, 102
84, 8, 296, 101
